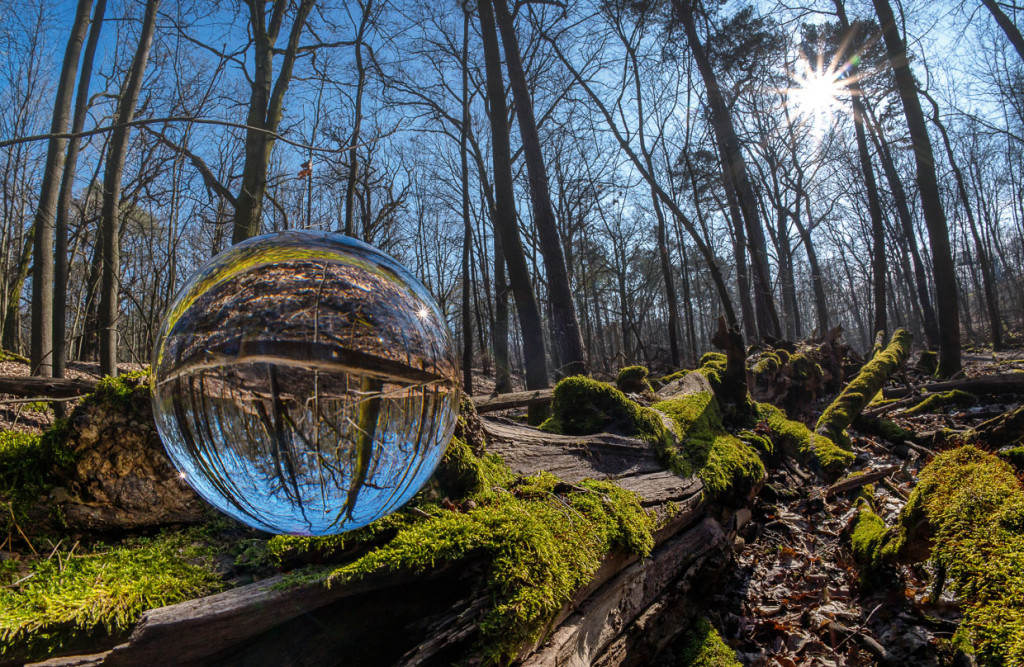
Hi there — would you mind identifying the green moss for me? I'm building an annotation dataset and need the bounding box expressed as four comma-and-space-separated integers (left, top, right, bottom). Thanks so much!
659, 369, 691, 386
1000, 446, 1024, 473
0, 350, 28, 364
677, 616, 741, 667
750, 351, 781, 377
87, 369, 150, 408
851, 415, 913, 444
756, 403, 853, 475
0, 526, 231, 661
433, 435, 487, 499
654, 393, 765, 499
815, 329, 911, 449
547, 377, 672, 450
616, 365, 653, 394
0, 421, 75, 536
902, 389, 976, 417
850, 506, 889, 566
885, 446, 1024, 664
699, 352, 726, 367
325, 462, 655, 665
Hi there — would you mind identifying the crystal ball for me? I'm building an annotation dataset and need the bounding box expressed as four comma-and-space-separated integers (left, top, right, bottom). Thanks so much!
150, 230, 460, 535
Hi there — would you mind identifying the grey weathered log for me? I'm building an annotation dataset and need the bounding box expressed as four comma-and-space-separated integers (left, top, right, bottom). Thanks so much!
882, 373, 1024, 399
0, 376, 98, 398
472, 388, 554, 413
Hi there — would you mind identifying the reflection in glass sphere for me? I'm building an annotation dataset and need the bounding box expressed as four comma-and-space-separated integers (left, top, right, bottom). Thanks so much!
150, 231, 459, 535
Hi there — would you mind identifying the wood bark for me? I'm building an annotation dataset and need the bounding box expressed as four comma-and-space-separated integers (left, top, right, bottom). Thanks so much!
231, 0, 316, 243
477, 0, 550, 412
98, 0, 159, 377
870, 0, 962, 376
673, 0, 781, 341
492, 0, 587, 377
53, 0, 106, 380
29, 0, 94, 378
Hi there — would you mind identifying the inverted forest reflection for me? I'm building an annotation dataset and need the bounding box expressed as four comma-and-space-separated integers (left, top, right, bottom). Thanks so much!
151, 231, 459, 535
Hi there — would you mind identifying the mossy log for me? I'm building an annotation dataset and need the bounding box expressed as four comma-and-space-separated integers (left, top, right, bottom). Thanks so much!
815, 329, 912, 447
28, 394, 734, 666
881, 372, 1024, 399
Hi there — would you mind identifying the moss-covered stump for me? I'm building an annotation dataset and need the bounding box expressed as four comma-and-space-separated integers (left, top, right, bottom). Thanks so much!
50, 372, 207, 531
615, 365, 654, 396
858, 447, 1024, 665
815, 329, 912, 449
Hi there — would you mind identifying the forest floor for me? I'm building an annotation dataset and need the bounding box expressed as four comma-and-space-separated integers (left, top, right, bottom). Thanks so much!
699, 350, 1024, 667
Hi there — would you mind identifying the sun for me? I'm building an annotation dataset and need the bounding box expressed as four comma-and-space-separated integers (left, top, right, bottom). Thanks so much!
786, 53, 848, 119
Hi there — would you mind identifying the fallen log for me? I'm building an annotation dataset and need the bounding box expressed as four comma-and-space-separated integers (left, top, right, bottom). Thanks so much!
472, 388, 554, 413
882, 373, 1024, 399
825, 465, 899, 498
0, 376, 98, 399
28, 400, 731, 666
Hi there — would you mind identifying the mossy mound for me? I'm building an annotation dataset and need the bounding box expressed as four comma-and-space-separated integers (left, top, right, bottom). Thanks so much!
616, 365, 654, 395
0, 525, 242, 662
542, 376, 671, 450
654, 393, 764, 500
902, 389, 976, 417
816, 329, 911, 448
756, 403, 853, 475
883, 446, 1024, 664
849, 504, 889, 566
676, 616, 742, 666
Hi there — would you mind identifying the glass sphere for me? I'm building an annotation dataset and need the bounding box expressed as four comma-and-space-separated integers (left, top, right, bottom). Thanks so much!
151, 230, 459, 535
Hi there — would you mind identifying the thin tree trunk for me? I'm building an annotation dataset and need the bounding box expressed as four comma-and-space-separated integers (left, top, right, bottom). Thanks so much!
343, 1, 371, 237
478, 0, 548, 403
492, 0, 585, 377
871, 0, 961, 376
2, 226, 33, 353
460, 5, 473, 394
98, 0, 159, 376
981, 0, 1024, 62
673, 0, 781, 340
923, 91, 1003, 350
862, 96, 940, 348
232, 0, 316, 243
54, 0, 106, 379
30, 0, 94, 377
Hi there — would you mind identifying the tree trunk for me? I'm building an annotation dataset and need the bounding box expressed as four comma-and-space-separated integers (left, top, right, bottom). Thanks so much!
460, 5, 473, 395
492, 0, 586, 377
478, 0, 549, 410
923, 92, 1003, 351
833, 6, 888, 340
981, 0, 1024, 63
54, 0, 106, 380
871, 0, 961, 377
673, 0, 781, 341
98, 0, 159, 376
343, 1, 371, 237
29, 0, 94, 377
862, 93, 941, 349
232, 0, 316, 244
2, 226, 33, 353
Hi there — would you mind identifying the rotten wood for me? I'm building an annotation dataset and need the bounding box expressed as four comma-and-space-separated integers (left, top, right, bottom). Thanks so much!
882, 373, 1024, 399
0, 376, 98, 399
825, 466, 898, 497
472, 387, 554, 413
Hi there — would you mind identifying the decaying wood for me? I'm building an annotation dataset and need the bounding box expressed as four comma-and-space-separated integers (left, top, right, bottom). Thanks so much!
882, 373, 1024, 399
825, 466, 899, 497
472, 387, 554, 413
0, 376, 98, 398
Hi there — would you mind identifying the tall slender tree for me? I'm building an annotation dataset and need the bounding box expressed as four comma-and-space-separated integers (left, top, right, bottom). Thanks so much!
477, 0, 550, 408
99, 0, 160, 376
492, 0, 587, 376
871, 0, 962, 375
29, 0, 94, 377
